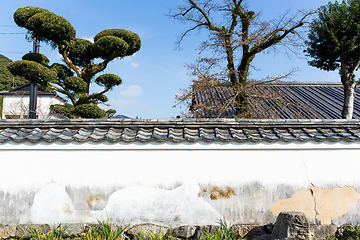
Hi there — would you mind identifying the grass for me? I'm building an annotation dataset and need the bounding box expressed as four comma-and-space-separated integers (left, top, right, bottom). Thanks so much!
326, 224, 360, 240
1, 218, 245, 240
0, 218, 245, 240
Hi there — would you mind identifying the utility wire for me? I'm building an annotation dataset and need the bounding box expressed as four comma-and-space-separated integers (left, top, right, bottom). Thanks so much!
0, 25, 18, 27
0, 33, 26, 34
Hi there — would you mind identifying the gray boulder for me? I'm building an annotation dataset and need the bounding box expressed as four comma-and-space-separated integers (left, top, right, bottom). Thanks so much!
271, 212, 314, 240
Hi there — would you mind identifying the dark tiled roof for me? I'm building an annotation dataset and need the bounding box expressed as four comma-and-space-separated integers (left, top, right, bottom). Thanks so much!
192, 82, 360, 119
0, 83, 66, 102
0, 118, 360, 143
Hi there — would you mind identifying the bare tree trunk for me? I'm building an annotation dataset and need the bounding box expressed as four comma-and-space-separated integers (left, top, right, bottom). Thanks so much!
342, 82, 356, 119
340, 55, 357, 119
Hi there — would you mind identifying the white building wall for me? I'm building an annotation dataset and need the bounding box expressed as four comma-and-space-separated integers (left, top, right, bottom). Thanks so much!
2, 94, 64, 119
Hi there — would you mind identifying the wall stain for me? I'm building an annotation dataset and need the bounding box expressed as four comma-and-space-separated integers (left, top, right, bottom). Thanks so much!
87, 194, 107, 208
271, 186, 360, 224
62, 203, 73, 215
203, 186, 236, 200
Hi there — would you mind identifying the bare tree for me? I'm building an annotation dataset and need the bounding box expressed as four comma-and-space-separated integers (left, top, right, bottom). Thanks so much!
170, 0, 312, 117
2, 93, 49, 119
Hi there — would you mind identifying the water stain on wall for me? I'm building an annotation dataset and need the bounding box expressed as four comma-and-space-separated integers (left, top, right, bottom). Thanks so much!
62, 203, 73, 215
271, 186, 360, 224
86, 194, 107, 208
203, 186, 236, 200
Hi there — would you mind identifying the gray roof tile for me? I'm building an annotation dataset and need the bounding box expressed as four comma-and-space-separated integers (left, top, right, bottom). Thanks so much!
1, 119, 360, 144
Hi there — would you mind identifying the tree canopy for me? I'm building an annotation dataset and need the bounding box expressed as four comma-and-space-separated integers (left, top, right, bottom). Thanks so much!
170, 0, 311, 118
8, 6, 141, 118
305, 0, 360, 119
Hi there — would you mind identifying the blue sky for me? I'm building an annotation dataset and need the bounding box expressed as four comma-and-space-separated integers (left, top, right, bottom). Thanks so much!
0, 0, 339, 119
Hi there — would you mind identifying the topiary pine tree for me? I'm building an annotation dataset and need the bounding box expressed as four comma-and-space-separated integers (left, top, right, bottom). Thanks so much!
7, 6, 141, 118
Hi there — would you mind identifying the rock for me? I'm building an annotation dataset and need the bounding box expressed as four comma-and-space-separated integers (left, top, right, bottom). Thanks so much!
0, 224, 16, 239
171, 225, 197, 238
125, 224, 168, 239
233, 224, 259, 238
62, 223, 86, 238
245, 225, 273, 240
254, 234, 271, 240
15, 224, 50, 239
271, 212, 314, 240
312, 224, 337, 240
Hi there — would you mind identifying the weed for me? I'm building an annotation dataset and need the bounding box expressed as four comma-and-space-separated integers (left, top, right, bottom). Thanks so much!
28, 224, 66, 240
199, 219, 242, 240
135, 230, 174, 240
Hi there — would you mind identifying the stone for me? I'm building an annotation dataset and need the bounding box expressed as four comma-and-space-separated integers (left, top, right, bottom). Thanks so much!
125, 224, 168, 239
271, 212, 314, 240
244, 225, 272, 240
171, 225, 197, 238
0, 224, 16, 239
311, 224, 337, 240
233, 224, 259, 238
15, 224, 50, 239
254, 234, 271, 240
62, 223, 86, 238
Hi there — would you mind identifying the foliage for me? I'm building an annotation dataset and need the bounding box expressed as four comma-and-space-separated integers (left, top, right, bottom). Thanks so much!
198, 219, 241, 240
27, 225, 67, 240
23, 220, 126, 240
9, 6, 141, 118
14, 6, 76, 47
0, 54, 28, 91
0, 54, 29, 117
106, 109, 117, 118
170, 0, 311, 117
305, 0, 360, 119
327, 224, 360, 240
22, 52, 50, 65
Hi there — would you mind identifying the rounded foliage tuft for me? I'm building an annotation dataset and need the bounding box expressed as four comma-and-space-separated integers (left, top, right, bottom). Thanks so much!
51, 63, 73, 81
95, 74, 122, 89
14, 7, 76, 45
93, 29, 141, 58
92, 36, 128, 60
14, 6, 50, 27
74, 104, 106, 118
64, 76, 87, 92
68, 38, 93, 67
50, 103, 76, 118
106, 109, 116, 118
22, 52, 49, 65
7, 60, 56, 89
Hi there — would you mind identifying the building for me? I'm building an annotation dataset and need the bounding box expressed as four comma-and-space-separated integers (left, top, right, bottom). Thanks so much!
191, 82, 360, 119
0, 83, 66, 119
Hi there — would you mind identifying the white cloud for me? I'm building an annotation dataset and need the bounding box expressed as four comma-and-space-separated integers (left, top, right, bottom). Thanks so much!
131, 62, 139, 68
123, 53, 137, 61
119, 85, 143, 98
108, 98, 147, 110
82, 36, 94, 43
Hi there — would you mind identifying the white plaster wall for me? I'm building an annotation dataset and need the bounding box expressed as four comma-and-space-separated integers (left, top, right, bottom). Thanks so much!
0, 141, 359, 226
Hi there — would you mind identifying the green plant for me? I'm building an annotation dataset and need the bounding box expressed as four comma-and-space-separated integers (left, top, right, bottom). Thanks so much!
9, 6, 141, 118
200, 219, 242, 240
81, 217, 126, 240
338, 224, 360, 240
135, 229, 174, 240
